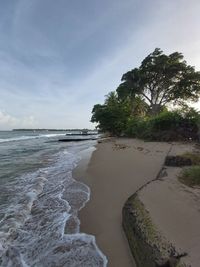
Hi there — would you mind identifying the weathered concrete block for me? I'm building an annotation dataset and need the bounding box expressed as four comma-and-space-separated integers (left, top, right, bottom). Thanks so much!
122, 194, 187, 267
165, 156, 192, 167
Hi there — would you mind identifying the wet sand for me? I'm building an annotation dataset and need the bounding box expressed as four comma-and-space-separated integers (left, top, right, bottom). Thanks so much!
73, 138, 171, 267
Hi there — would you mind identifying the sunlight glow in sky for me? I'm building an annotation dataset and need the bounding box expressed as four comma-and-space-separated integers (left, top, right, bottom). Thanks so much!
0, 0, 200, 129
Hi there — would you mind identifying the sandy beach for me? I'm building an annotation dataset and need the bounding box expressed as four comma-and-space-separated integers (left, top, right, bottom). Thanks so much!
139, 142, 200, 266
73, 138, 171, 267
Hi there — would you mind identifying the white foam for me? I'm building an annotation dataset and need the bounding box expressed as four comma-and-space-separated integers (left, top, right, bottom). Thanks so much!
38, 133, 66, 138
0, 133, 66, 143
0, 142, 107, 266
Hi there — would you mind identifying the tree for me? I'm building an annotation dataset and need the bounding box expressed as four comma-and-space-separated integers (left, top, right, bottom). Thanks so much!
91, 91, 150, 134
117, 48, 200, 115
91, 92, 131, 135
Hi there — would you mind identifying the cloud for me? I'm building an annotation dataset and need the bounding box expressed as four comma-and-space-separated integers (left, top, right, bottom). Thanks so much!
0, 110, 37, 130
0, 0, 200, 129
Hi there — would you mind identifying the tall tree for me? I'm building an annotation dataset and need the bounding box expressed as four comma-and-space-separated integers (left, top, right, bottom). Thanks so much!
91, 92, 131, 135
117, 48, 200, 115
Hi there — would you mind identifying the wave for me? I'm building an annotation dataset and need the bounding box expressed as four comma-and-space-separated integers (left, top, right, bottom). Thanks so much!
0, 133, 66, 143
0, 146, 107, 266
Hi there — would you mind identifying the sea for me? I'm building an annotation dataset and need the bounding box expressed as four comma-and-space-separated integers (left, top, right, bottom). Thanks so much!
0, 130, 107, 267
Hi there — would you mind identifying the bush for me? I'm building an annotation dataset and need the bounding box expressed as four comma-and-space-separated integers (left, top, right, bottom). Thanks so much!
147, 110, 200, 141
181, 152, 200, 165
125, 110, 200, 141
179, 166, 200, 187
150, 111, 182, 131
125, 117, 152, 139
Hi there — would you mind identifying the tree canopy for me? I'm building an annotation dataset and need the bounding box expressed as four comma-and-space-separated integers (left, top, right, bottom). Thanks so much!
117, 48, 200, 114
91, 92, 131, 135
91, 48, 200, 139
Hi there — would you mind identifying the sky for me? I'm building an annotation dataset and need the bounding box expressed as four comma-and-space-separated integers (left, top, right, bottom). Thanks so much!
0, 0, 200, 130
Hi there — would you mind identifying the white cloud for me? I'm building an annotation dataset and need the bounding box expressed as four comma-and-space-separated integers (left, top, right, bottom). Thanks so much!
0, 0, 200, 129
0, 110, 37, 130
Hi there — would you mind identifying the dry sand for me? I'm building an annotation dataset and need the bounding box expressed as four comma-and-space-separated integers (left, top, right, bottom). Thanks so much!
140, 142, 200, 266
73, 138, 171, 267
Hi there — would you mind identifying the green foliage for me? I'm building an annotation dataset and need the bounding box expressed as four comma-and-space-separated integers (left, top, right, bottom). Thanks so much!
117, 48, 200, 115
125, 117, 151, 139
181, 152, 200, 165
91, 48, 200, 139
125, 109, 200, 141
148, 110, 200, 140
92, 100, 200, 139
178, 105, 200, 122
91, 92, 131, 135
179, 166, 200, 187
149, 110, 182, 131
130, 96, 149, 117
91, 92, 149, 135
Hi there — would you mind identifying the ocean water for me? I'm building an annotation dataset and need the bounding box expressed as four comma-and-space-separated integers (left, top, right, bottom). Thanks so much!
0, 131, 107, 267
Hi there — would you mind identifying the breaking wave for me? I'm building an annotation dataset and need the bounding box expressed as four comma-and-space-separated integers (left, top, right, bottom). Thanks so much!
0, 148, 107, 266
0, 133, 66, 143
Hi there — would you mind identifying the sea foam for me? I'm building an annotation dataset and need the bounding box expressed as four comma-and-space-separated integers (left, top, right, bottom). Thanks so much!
0, 133, 66, 143
0, 146, 107, 266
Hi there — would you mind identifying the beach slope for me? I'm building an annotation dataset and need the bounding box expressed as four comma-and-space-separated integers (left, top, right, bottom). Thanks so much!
74, 138, 171, 266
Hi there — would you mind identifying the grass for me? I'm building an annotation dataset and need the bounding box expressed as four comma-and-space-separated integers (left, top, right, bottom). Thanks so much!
179, 166, 200, 187
180, 152, 200, 165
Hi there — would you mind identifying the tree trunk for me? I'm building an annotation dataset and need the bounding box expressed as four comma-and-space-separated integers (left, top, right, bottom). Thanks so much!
149, 104, 162, 116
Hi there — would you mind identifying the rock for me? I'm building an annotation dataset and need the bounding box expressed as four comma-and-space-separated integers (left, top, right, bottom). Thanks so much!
122, 194, 187, 267
165, 156, 192, 167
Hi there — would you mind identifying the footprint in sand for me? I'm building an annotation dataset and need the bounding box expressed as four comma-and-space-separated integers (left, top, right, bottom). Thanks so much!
136, 146, 150, 154
113, 143, 129, 150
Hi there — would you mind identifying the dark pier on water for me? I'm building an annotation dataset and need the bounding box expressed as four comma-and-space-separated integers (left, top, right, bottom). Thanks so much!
58, 138, 97, 142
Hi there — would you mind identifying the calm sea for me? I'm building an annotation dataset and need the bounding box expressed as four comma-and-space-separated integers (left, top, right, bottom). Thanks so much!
0, 131, 107, 267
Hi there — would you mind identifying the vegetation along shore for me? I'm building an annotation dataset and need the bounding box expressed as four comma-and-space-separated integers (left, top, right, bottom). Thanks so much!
87, 49, 200, 266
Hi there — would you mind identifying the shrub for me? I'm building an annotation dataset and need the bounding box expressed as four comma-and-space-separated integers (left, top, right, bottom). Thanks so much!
147, 110, 200, 141
125, 110, 200, 141
181, 152, 200, 165
125, 117, 152, 139
150, 111, 182, 131
179, 166, 200, 187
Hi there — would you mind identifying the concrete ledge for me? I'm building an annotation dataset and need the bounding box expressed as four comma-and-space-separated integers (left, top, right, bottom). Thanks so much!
122, 193, 187, 267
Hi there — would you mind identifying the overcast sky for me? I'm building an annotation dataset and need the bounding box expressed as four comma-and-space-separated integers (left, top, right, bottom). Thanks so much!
0, 0, 200, 130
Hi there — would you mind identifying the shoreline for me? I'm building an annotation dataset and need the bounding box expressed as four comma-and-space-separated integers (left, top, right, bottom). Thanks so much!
73, 138, 172, 266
